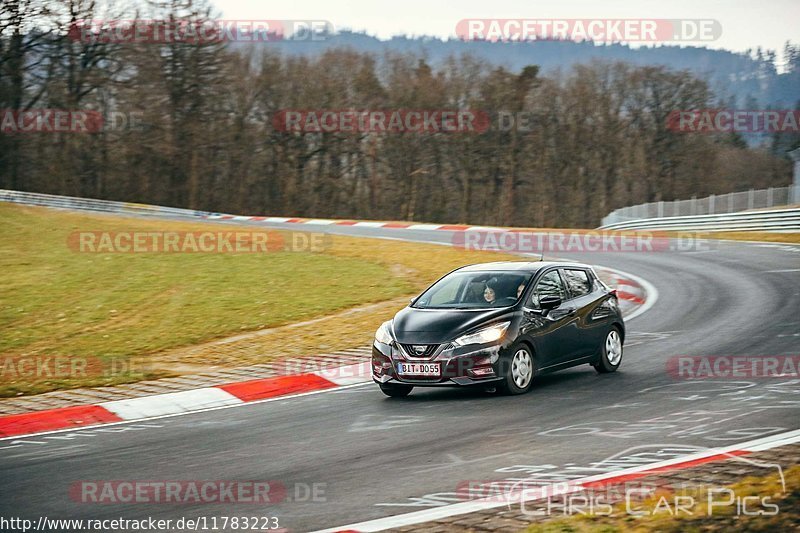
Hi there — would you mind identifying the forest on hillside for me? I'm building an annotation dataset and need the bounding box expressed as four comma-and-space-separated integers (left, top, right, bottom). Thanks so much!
1, 0, 797, 227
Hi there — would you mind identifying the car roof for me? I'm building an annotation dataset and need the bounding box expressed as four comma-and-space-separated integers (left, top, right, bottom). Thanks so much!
457, 261, 590, 273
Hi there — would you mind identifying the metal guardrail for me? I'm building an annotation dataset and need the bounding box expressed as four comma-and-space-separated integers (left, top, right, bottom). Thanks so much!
0, 189, 218, 219
601, 186, 800, 227
599, 207, 800, 232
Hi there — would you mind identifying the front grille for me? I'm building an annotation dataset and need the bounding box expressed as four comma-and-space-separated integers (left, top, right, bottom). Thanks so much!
400, 343, 439, 358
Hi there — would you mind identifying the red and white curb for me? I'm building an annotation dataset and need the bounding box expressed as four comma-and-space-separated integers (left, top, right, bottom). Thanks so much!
203, 213, 491, 232
593, 264, 656, 322
608, 274, 646, 305
0, 363, 370, 439
312, 428, 800, 533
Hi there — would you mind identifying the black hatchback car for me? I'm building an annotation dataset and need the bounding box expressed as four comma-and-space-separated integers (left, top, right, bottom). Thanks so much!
372, 261, 624, 397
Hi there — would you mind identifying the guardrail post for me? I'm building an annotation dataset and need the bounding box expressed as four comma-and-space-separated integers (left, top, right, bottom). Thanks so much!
748, 189, 754, 210
790, 148, 800, 205
657, 201, 664, 218
767, 187, 773, 207
709, 194, 715, 214
691, 196, 697, 215
728, 193, 733, 213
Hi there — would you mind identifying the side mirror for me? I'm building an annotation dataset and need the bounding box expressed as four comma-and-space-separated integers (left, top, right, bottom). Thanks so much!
539, 295, 562, 311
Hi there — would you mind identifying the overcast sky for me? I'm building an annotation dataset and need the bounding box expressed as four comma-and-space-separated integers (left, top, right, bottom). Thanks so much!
216, 0, 799, 62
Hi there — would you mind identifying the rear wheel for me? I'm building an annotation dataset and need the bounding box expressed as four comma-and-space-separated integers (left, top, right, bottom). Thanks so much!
379, 383, 413, 397
594, 327, 623, 373
498, 344, 535, 395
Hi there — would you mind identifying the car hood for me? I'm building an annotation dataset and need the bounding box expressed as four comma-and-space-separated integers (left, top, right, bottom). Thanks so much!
391, 306, 514, 344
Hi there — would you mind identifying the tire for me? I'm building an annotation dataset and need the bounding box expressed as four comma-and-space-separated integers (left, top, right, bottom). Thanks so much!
379, 383, 413, 397
498, 343, 536, 395
594, 327, 623, 374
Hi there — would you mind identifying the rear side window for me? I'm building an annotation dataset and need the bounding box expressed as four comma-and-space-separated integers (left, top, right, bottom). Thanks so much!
563, 269, 592, 298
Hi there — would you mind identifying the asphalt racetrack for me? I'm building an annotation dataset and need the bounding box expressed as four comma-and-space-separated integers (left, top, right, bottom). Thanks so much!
2, 220, 799, 532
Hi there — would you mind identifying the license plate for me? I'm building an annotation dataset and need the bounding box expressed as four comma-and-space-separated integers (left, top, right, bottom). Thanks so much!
397, 362, 441, 377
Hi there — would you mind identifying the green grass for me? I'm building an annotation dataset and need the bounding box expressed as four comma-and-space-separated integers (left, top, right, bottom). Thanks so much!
0, 203, 521, 396
0, 204, 411, 357
0, 204, 412, 394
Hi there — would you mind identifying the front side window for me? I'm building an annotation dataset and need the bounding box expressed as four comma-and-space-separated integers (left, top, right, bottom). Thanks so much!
563, 269, 592, 298
426, 275, 461, 306
530, 270, 566, 308
414, 271, 533, 309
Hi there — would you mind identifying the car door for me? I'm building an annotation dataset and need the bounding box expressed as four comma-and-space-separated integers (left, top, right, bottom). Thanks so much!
519, 268, 576, 369
560, 267, 607, 360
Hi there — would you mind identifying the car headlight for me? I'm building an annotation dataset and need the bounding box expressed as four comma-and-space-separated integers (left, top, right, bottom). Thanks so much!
375, 320, 393, 345
452, 321, 510, 347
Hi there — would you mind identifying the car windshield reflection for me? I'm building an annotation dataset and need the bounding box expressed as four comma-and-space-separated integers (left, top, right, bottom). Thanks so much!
413, 271, 533, 310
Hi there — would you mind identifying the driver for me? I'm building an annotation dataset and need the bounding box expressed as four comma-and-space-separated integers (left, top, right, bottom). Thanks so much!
483, 282, 497, 304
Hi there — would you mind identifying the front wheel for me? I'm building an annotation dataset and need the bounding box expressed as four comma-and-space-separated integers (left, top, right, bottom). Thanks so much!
498, 344, 536, 395
594, 327, 623, 373
379, 383, 413, 397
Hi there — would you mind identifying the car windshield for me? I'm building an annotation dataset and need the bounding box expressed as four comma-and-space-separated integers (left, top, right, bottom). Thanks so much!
412, 271, 533, 309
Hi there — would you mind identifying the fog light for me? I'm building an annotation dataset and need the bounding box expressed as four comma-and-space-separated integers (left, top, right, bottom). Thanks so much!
469, 366, 495, 378
372, 353, 392, 374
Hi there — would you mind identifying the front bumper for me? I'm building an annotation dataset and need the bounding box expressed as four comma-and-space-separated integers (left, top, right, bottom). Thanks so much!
371, 339, 506, 387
